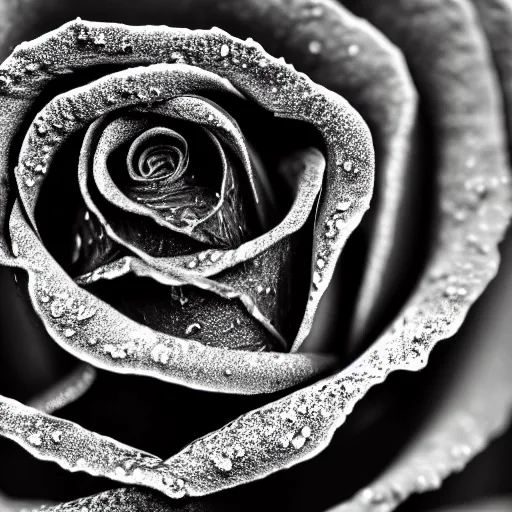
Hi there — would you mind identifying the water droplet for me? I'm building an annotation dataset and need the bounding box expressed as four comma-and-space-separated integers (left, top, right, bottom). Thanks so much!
348, 44, 360, 56
301, 426, 311, 438
343, 161, 353, 172
291, 434, 306, 449
211, 454, 232, 472
77, 305, 96, 321
28, 433, 42, 446
336, 200, 351, 211
64, 328, 75, 338
233, 445, 245, 458
359, 488, 375, 504
25, 177, 35, 187
115, 466, 126, 477
185, 323, 201, 336
50, 300, 65, 318
224, 368, 233, 377
310, 6, 323, 17
317, 258, 325, 269
308, 40, 322, 55
36, 123, 48, 136
0, 75, 11, 87
271, 86, 278, 93
121, 38, 133, 53
210, 251, 222, 262
149, 87, 161, 98
25, 62, 40, 73
312, 271, 321, 288
11, 241, 19, 257
220, 44, 230, 57
466, 156, 476, 168
93, 33, 106, 46
170, 51, 183, 62
187, 259, 197, 269
51, 430, 63, 443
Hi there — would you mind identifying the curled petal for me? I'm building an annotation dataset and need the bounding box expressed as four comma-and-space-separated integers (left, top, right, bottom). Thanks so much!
0, 19, 373, 351
157, 0, 512, 496
80, 147, 325, 281
24, 488, 213, 512
0, 394, 188, 499
9, 201, 335, 393
332, 239, 512, 511
28, 364, 96, 414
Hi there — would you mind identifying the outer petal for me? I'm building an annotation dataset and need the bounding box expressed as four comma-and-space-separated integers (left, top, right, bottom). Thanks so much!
154, 0, 512, 498
331, 237, 512, 511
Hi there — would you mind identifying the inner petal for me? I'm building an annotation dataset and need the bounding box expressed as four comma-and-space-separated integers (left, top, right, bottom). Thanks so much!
129, 128, 188, 182
123, 126, 221, 230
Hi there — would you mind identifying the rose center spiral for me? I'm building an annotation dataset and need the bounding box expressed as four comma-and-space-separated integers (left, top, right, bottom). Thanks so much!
128, 128, 189, 184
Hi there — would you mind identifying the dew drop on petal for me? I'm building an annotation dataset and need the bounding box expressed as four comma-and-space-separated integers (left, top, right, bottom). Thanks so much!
51, 430, 63, 443
348, 44, 360, 56
291, 434, 306, 449
185, 323, 201, 336
93, 33, 106, 46
220, 44, 230, 57
28, 433, 42, 446
210, 251, 222, 263
336, 200, 351, 211
301, 426, 312, 438
50, 300, 65, 318
211, 454, 232, 472
308, 40, 322, 55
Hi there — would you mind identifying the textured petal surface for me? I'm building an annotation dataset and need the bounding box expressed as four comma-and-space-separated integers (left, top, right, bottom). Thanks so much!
152, 0, 512, 497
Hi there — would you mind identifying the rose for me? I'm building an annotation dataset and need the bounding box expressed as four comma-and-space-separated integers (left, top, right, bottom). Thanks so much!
0, 1, 512, 512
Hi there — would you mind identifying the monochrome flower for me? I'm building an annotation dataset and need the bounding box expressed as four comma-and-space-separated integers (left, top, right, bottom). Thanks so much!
0, 1, 512, 511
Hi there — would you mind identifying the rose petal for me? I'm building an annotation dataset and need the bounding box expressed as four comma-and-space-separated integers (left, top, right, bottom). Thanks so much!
25, 488, 213, 512
0, 394, 189, 499
89, 113, 250, 247
27, 364, 97, 414
426, 498, 512, 512
77, 148, 325, 349
332, 237, 512, 510
473, 0, 512, 141
10, 200, 335, 394
80, 147, 324, 282
153, 0, 512, 496
0, 19, 373, 354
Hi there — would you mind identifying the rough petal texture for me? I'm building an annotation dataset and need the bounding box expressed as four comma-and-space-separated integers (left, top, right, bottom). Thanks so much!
0, 0, 512, 508
3, 21, 374, 393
